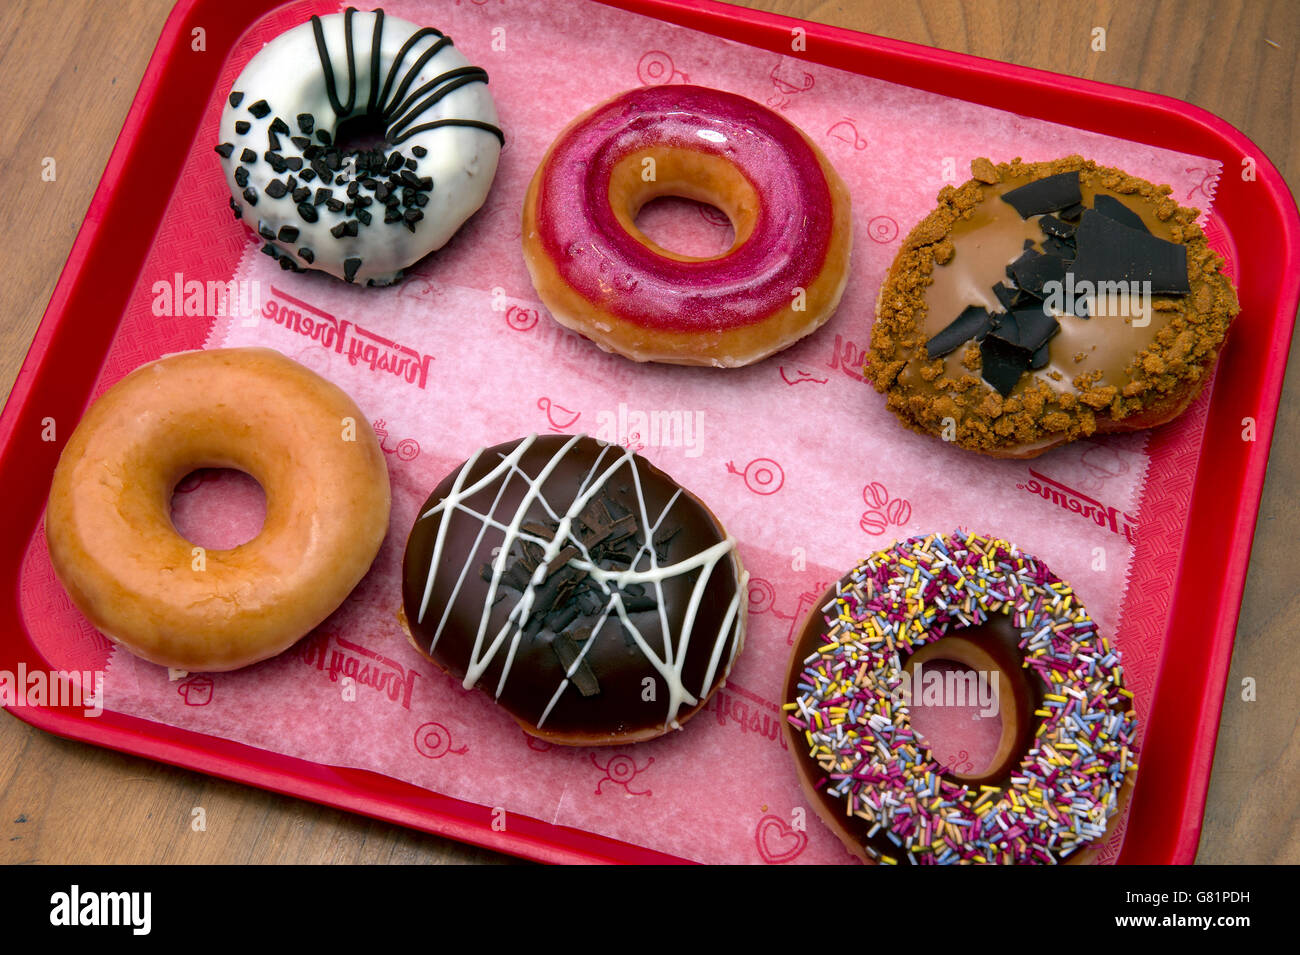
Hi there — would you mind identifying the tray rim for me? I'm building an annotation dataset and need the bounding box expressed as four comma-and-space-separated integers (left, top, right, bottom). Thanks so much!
2, 0, 1297, 865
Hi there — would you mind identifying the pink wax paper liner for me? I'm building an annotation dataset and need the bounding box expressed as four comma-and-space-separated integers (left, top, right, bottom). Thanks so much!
16, 0, 1231, 864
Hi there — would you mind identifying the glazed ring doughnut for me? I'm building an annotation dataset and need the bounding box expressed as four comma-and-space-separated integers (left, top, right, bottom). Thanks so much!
45, 348, 392, 672
868, 156, 1238, 457
522, 85, 852, 367
215, 7, 503, 286
783, 531, 1138, 864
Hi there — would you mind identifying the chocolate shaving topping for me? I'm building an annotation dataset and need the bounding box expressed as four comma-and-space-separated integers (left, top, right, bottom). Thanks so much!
927, 306, 994, 359
1072, 209, 1190, 295
234, 120, 251, 135
234, 166, 249, 188
1039, 214, 1076, 240
297, 113, 314, 134
264, 179, 287, 199
242, 186, 258, 206
240, 147, 256, 164
247, 99, 270, 119
933, 185, 1190, 398
1092, 194, 1150, 234
980, 334, 1032, 397
551, 631, 601, 697
229, 91, 244, 108
1009, 248, 1067, 300
277, 225, 299, 243
297, 202, 318, 223
343, 257, 362, 283
269, 116, 290, 137
214, 143, 234, 158
1000, 171, 1082, 218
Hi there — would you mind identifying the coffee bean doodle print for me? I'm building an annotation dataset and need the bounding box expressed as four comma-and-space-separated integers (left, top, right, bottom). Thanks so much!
860, 482, 912, 535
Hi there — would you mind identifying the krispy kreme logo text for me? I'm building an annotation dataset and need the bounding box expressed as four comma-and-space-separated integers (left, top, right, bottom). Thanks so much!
262, 286, 434, 390
296, 633, 420, 709
706, 682, 789, 750
1016, 468, 1137, 543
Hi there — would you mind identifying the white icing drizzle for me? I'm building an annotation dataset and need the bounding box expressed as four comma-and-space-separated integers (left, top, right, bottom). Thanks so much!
413, 434, 747, 732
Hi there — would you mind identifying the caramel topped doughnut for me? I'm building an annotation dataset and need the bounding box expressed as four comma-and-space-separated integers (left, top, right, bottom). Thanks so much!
45, 348, 391, 672
869, 156, 1239, 457
784, 531, 1138, 864
523, 85, 852, 366
401, 434, 747, 744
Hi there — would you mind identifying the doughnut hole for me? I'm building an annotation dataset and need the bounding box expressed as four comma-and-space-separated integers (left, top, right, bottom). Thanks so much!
610, 146, 757, 263
901, 613, 1041, 786
634, 196, 736, 259
333, 112, 389, 155
170, 468, 267, 550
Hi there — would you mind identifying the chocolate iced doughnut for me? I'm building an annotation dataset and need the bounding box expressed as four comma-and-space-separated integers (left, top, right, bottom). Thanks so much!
868, 156, 1239, 457
783, 531, 1138, 865
401, 434, 747, 745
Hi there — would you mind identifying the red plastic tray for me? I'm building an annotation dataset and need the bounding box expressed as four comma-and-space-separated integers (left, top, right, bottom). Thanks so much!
3, 0, 1297, 864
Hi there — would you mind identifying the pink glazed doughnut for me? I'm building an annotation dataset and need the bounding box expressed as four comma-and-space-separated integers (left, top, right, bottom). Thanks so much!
522, 86, 853, 367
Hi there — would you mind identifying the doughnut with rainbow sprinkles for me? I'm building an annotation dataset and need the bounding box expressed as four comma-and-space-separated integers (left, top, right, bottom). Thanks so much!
783, 530, 1138, 864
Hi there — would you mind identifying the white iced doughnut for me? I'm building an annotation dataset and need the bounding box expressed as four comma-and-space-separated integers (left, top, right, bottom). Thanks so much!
215, 7, 503, 286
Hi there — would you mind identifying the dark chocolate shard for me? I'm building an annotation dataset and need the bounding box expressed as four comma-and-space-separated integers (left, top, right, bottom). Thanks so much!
343, 257, 362, 283
980, 335, 1032, 397
1041, 235, 1075, 260
240, 147, 257, 164
1029, 341, 1051, 370
1001, 171, 1081, 219
297, 202, 319, 223
291, 135, 312, 151
277, 225, 299, 243
298, 246, 314, 263
214, 142, 234, 158
1039, 214, 1076, 240
1092, 194, 1150, 234
987, 312, 1021, 348
233, 166, 249, 188
242, 186, 258, 206
1010, 305, 1061, 354
269, 116, 290, 137
291, 186, 310, 204
1058, 202, 1085, 222
1071, 209, 1190, 295
1009, 250, 1067, 300
551, 632, 600, 697
229, 91, 244, 108
412, 145, 427, 158
992, 281, 1020, 311
264, 179, 288, 199
926, 306, 994, 359
297, 113, 315, 134
257, 221, 276, 241
247, 99, 271, 119
234, 120, 251, 135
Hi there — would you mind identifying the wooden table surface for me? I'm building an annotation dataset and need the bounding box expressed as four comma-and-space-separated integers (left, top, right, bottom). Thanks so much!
1, 0, 1296, 865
